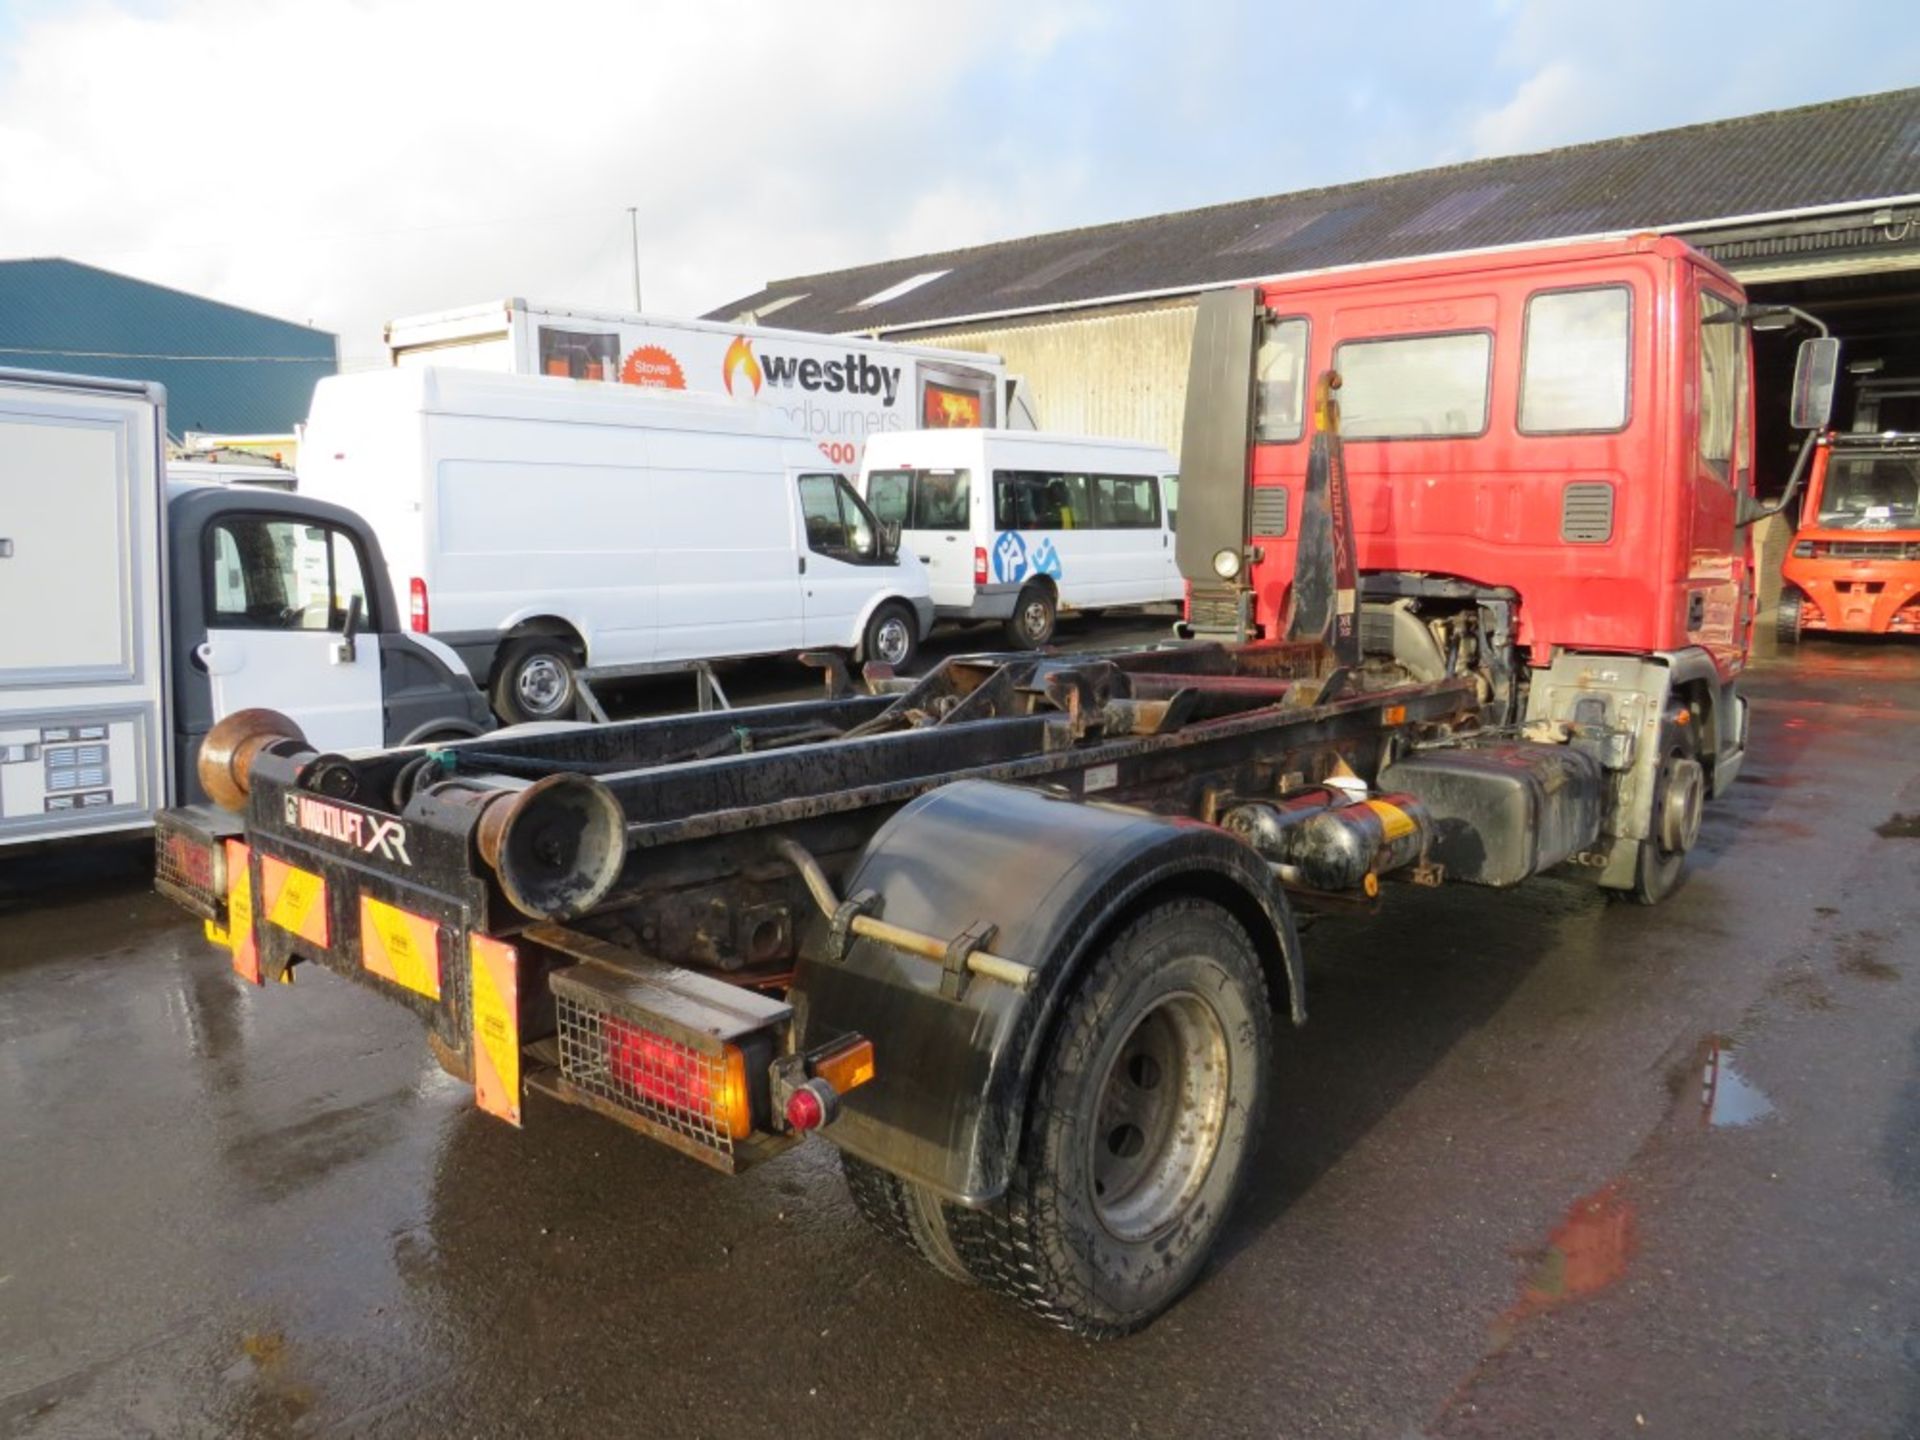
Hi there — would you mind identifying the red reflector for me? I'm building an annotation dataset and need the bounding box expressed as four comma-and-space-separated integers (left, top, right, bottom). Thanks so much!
973, 546, 988, 584
409, 576, 429, 633
785, 1085, 826, 1132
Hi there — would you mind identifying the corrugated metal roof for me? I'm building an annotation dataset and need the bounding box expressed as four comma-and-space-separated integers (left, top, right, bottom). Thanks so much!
0, 258, 336, 436
706, 87, 1920, 335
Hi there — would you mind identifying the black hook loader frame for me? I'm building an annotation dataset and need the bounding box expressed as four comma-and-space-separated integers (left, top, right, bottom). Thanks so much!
154, 377, 1623, 1336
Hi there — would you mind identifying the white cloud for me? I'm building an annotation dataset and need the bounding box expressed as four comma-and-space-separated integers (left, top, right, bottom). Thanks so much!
0, 0, 1092, 365
1468, 58, 1599, 156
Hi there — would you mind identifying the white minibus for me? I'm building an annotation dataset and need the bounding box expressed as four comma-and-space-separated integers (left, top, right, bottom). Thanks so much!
300, 368, 933, 723
860, 429, 1180, 647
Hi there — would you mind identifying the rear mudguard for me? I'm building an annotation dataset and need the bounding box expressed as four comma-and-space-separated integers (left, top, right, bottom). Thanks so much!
794, 778, 1304, 1205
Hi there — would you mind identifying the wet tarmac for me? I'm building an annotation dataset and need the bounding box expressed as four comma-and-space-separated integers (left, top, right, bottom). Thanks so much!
2, 629, 1917, 1439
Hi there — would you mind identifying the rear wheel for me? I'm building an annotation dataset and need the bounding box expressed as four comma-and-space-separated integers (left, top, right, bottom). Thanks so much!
1775, 590, 1805, 645
946, 899, 1271, 1336
1003, 584, 1057, 649
840, 1153, 973, 1283
491, 636, 580, 724
1629, 710, 1704, 906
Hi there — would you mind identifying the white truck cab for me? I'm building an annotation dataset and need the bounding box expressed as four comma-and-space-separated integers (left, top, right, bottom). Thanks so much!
0, 367, 489, 847
860, 429, 1182, 648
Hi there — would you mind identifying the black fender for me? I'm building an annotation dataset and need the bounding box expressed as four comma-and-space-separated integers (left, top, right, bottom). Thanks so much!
793, 778, 1304, 1205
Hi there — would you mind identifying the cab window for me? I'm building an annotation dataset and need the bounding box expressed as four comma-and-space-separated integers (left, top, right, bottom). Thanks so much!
208, 516, 370, 631
1255, 317, 1310, 443
1335, 331, 1492, 439
1519, 286, 1632, 433
1698, 291, 1744, 484
798, 473, 881, 561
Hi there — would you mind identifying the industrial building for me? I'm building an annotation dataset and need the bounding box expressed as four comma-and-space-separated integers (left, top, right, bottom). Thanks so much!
0, 258, 336, 438
710, 87, 1920, 467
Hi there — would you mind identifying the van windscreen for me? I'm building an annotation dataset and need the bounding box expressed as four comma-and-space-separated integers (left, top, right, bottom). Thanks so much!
867, 469, 971, 531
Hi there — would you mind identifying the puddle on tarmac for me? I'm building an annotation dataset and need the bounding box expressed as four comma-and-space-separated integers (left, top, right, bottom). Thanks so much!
1491, 1181, 1637, 1347
1699, 1036, 1774, 1129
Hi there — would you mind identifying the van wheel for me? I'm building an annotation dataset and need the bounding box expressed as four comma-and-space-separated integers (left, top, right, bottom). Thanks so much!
492, 637, 580, 724
1004, 585, 1056, 648
945, 899, 1271, 1336
860, 601, 918, 670
1775, 591, 1804, 645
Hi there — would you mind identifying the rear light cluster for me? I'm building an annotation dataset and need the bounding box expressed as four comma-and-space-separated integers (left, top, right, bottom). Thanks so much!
408, 576, 430, 633
973, 545, 989, 584
605, 1016, 753, 1141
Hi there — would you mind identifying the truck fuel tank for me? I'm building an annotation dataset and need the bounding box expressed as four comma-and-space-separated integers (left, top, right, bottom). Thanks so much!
1378, 742, 1604, 887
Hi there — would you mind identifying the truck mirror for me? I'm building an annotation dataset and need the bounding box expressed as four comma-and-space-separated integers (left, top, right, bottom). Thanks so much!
879, 520, 901, 560
1790, 337, 1840, 430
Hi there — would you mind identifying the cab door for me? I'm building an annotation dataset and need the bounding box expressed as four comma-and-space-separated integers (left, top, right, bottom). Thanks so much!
1688, 279, 1752, 669
796, 473, 892, 647
196, 513, 386, 750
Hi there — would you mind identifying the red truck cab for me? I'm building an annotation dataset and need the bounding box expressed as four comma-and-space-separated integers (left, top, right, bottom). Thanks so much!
1778, 432, 1920, 639
1178, 234, 1833, 900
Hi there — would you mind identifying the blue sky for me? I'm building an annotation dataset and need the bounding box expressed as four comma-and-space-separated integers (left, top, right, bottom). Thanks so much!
0, 0, 1914, 362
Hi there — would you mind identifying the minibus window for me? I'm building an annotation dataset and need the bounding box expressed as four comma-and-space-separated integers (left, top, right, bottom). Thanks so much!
868, 471, 912, 528
1089, 475, 1162, 529
1335, 331, 1491, 439
994, 471, 1088, 530
1519, 286, 1631, 433
915, 470, 971, 530
1255, 317, 1309, 443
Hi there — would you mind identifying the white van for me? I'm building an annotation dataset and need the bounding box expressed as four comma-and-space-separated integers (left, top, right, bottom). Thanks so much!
860, 429, 1181, 648
300, 368, 934, 723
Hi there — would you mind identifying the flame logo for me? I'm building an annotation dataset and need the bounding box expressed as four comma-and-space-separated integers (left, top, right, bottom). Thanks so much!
722, 336, 761, 396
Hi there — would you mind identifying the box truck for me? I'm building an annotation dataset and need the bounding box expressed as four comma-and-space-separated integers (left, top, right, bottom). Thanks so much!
384, 300, 1036, 473
0, 367, 489, 847
298, 367, 937, 725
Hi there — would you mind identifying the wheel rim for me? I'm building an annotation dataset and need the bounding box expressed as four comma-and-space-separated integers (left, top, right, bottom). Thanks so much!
1089, 991, 1231, 1243
1660, 755, 1705, 854
1021, 598, 1050, 641
515, 655, 570, 716
874, 615, 911, 666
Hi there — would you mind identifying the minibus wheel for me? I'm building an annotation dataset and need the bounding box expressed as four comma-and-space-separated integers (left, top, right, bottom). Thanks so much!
1004, 584, 1057, 648
493, 637, 580, 723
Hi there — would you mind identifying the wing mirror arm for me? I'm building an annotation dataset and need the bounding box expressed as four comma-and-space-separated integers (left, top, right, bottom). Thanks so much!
332, 594, 364, 664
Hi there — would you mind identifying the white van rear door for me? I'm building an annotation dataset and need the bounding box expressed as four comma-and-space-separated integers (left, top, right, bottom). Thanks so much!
196, 513, 385, 750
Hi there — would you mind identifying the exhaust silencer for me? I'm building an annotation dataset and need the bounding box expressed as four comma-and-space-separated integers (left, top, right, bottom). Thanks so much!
199, 708, 309, 812
465, 772, 627, 921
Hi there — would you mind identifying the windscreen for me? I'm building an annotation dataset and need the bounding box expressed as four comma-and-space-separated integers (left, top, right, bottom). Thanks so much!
1818, 453, 1920, 531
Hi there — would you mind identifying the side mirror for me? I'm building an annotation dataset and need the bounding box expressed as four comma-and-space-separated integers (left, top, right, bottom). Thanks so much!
879, 520, 901, 560
1790, 337, 1841, 430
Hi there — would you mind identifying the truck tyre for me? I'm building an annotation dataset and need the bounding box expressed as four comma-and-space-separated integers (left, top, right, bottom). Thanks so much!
859, 601, 918, 670
492, 636, 580, 724
839, 1153, 973, 1284
946, 898, 1271, 1336
1003, 584, 1057, 649
1629, 710, 1704, 906
1775, 590, 1804, 645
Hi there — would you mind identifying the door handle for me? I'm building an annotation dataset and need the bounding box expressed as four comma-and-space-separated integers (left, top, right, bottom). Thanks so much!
0, 538, 12, 558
